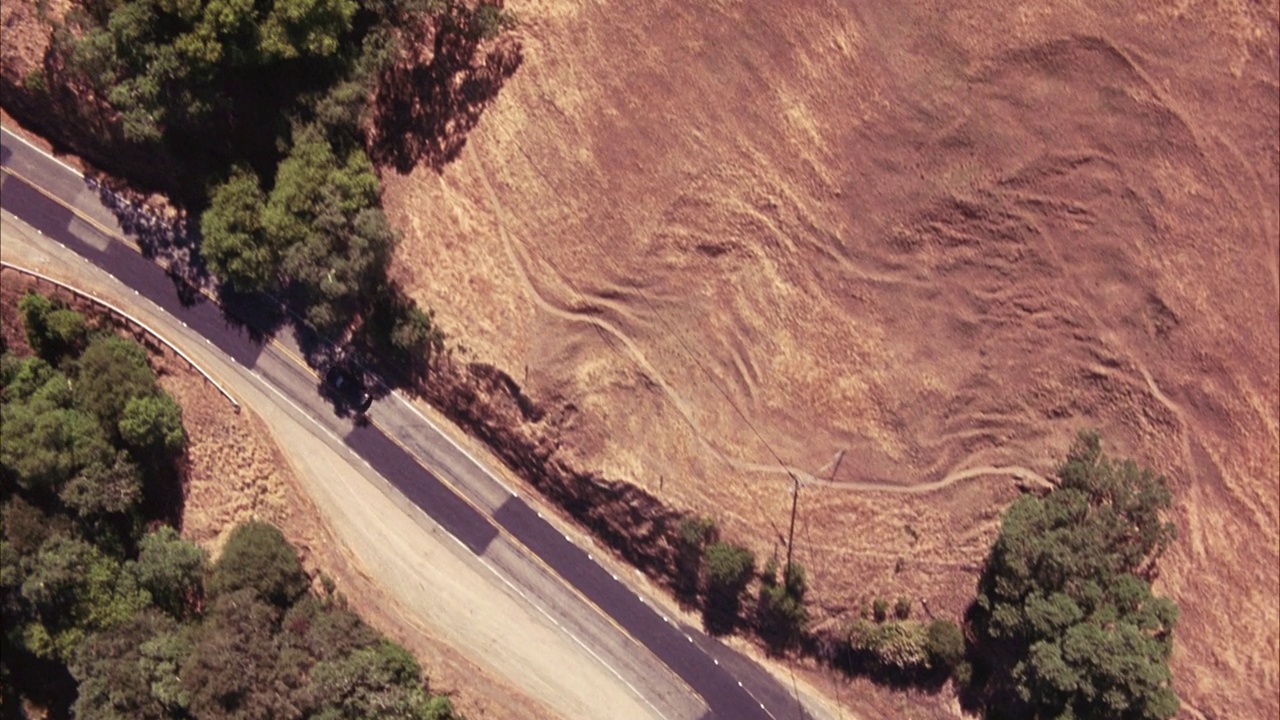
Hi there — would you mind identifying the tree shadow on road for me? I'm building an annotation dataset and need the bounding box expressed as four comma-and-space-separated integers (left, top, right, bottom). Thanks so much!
85, 172, 215, 309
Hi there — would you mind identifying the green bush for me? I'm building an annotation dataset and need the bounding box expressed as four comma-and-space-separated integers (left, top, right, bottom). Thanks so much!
925, 619, 965, 671
118, 394, 186, 453
24, 66, 47, 94
74, 335, 159, 433
675, 515, 717, 596
870, 620, 929, 670
136, 527, 208, 618
844, 617, 943, 673
872, 598, 889, 623
678, 516, 718, 547
846, 618, 878, 653
702, 541, 754, 635
756, 560, 808, 652
894, 596, 912, 620
469, 3, 513, 39
209, 521, 309, 607
705, 542, 754, 590
19, 293, 87, 363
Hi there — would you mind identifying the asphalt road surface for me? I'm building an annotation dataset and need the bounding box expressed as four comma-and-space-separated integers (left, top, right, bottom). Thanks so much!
1, 126, 825, 720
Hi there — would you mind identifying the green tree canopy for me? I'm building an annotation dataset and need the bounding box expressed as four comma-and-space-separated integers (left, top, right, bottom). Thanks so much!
20, 535, 150, 660
182, 588, 294, 720
306, 640, 442, 720
2, 355, 60, 403
1, 365, 115, 492
969, 431, 1180, 720
60, 450, 143, 517
138, 623, 198, 713
200, 125, 396, 335
137, 526, 209, 618
65, 0, 360, 142
209, 520, 309, 607
68, 609, 183, 720
74, 335, 160, 434
278, 595, 380, 668
201, 166, 275, 292
119, 393, 186, 453
268, 125, 395, 334
20, 293, 89, 363
259, 0, 359, 60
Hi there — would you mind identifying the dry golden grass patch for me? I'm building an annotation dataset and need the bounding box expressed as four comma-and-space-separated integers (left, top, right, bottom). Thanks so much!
381, 1, 1279, 717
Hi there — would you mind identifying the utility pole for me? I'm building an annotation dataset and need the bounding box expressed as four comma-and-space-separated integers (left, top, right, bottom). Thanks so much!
785, 449, 845, 587
785, 450, 844, 587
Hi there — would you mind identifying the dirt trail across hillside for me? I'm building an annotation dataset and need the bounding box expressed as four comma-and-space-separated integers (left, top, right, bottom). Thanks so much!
381, 1, 1279, 718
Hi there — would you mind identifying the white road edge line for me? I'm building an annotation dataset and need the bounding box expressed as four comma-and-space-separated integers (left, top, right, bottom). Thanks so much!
1, 127, 85, 179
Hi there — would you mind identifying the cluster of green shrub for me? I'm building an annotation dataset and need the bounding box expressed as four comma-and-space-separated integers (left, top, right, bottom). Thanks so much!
675, 515, 957, 668
1, 292, 459, 718
42, 0, 514, 369
755, 555, 809, 652
674, 515, 808, 652
839, 598, 966, 680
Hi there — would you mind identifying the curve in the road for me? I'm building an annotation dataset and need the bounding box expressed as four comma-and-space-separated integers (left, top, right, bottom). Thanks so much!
1, 128, 815, 720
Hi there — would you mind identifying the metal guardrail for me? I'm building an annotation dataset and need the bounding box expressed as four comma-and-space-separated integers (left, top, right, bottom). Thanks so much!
1, 260, 241, 412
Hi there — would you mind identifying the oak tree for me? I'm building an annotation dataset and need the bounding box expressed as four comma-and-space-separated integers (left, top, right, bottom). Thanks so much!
969, 431, 1179, 720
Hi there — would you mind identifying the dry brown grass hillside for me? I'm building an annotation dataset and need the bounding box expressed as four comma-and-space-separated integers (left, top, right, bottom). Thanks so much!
380, 1, 1279, 718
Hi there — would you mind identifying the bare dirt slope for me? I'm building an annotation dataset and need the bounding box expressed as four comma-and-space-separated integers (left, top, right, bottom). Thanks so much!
381, 1, 1280, 718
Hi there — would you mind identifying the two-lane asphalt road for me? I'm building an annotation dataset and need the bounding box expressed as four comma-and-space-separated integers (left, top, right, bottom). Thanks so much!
1, 126, 828, 720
